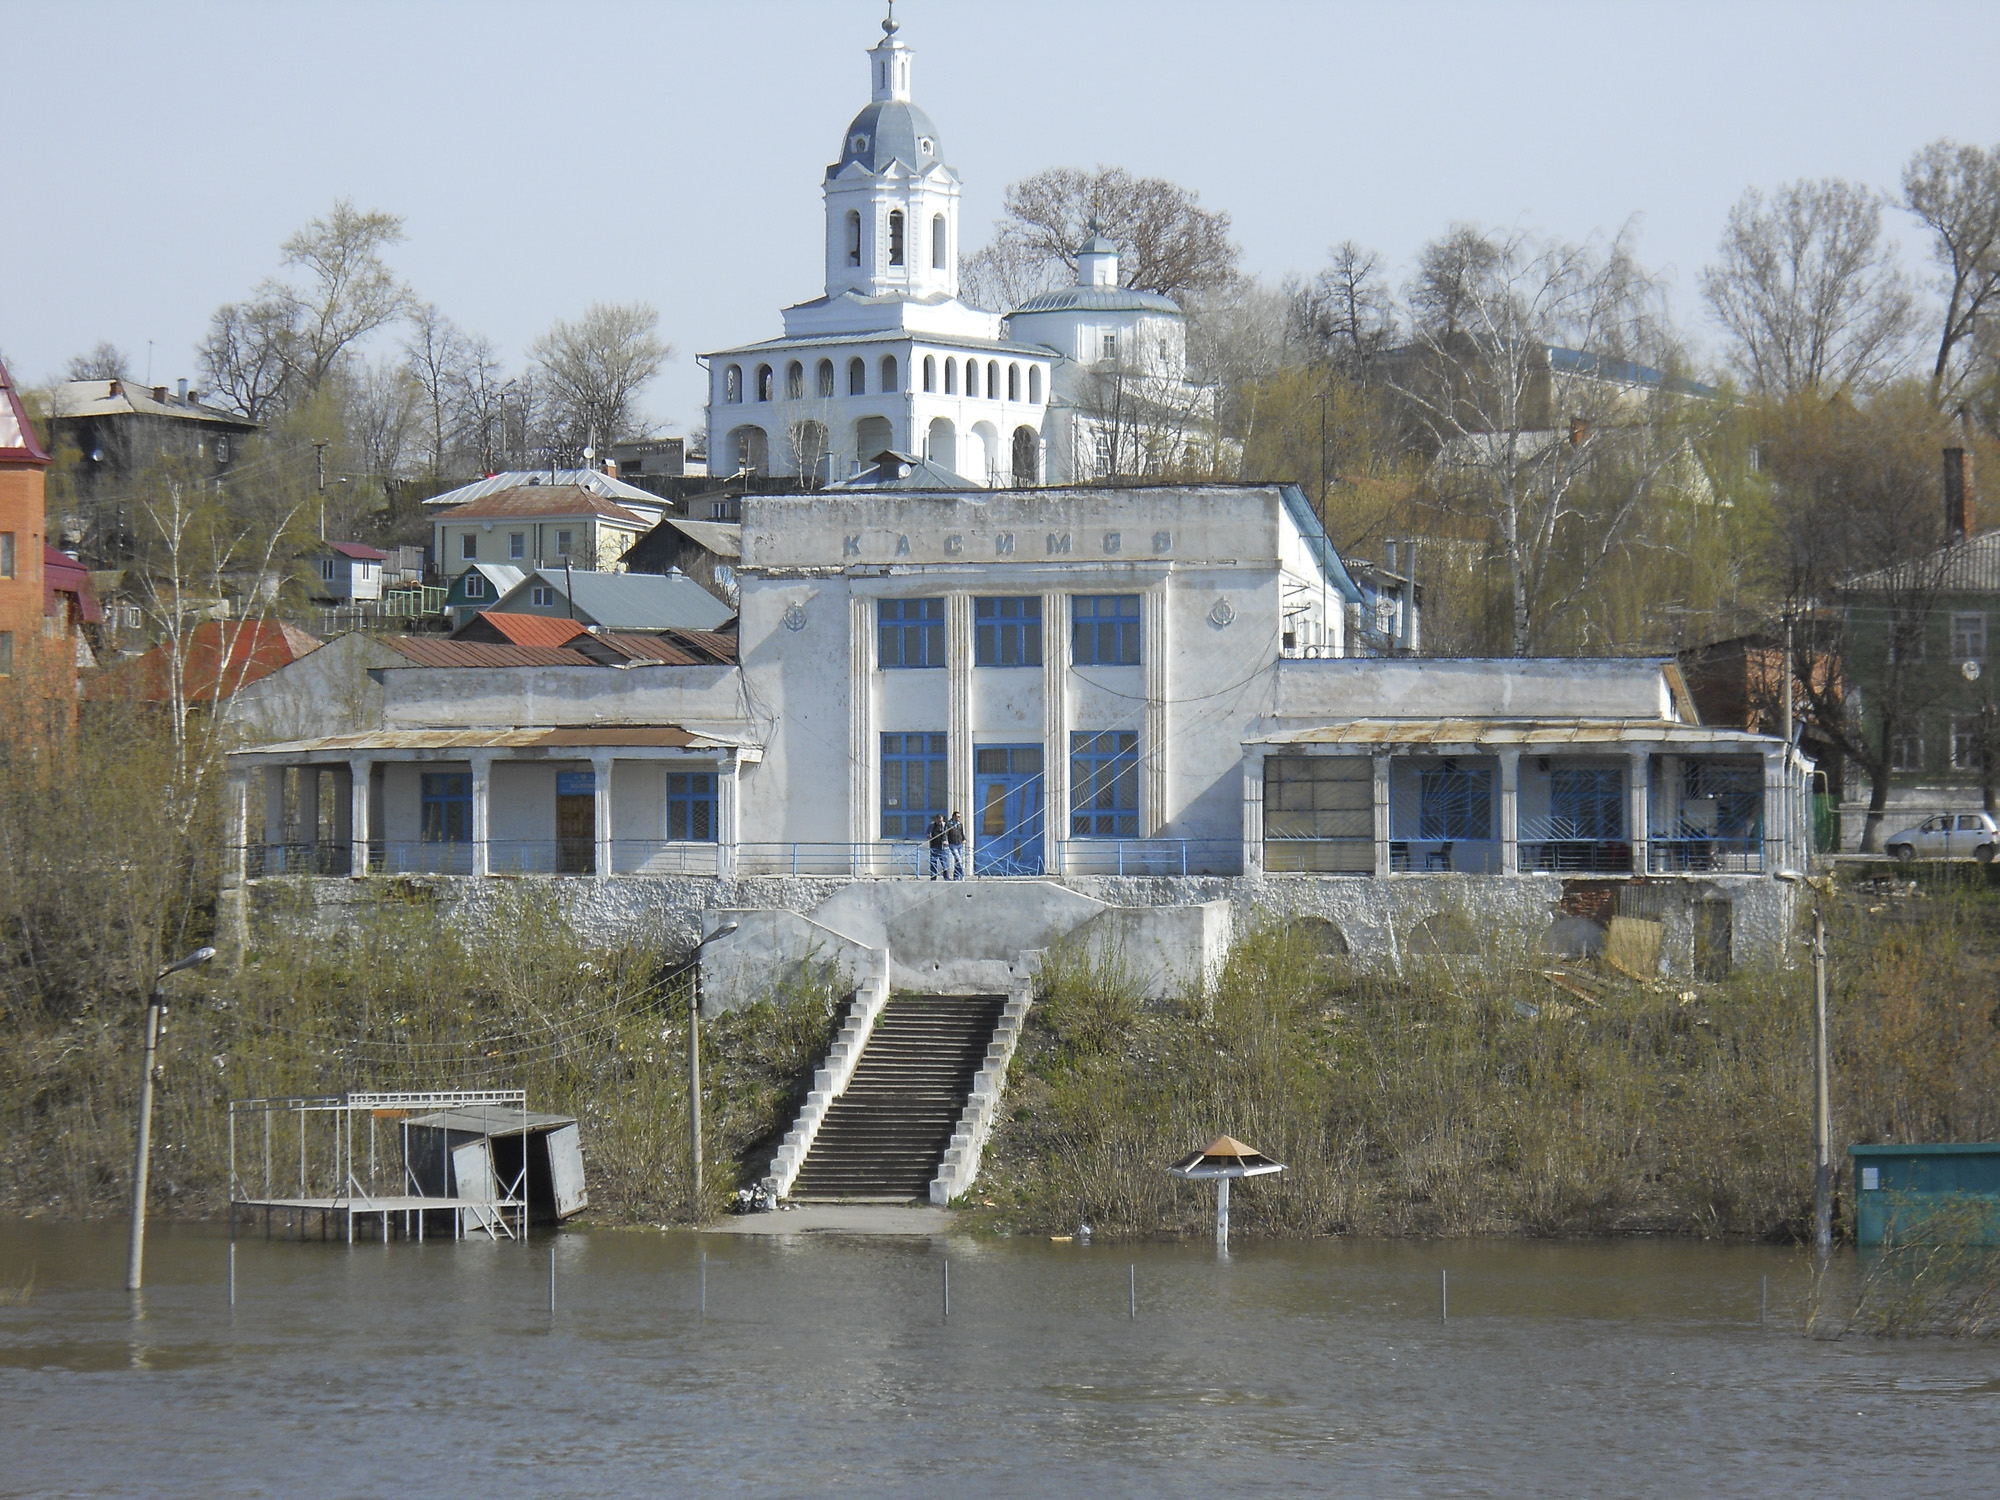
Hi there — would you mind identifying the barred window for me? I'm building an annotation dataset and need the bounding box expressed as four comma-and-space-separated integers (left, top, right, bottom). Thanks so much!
667, 772, 717, 842
881, 733, 948, 839
1070, 731, 1139, 838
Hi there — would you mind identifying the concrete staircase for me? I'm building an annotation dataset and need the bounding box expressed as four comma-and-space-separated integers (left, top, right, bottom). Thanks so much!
788, 995, 1007, 1200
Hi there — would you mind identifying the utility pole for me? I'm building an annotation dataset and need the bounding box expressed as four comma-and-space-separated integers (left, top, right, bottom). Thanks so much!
686, 924, 738, 1219
1812, 906, 1833, 1255
313, 442, 328, 541
128, 947, 216, 1292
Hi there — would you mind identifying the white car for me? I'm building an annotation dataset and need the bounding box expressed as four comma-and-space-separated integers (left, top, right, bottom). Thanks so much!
1883, 811, 2000, 863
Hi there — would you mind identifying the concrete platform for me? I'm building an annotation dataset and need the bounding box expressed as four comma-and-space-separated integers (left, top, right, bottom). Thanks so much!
701, 1203, 956, 1236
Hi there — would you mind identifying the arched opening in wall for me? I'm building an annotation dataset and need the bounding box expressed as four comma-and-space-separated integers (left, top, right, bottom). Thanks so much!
727, 424, 769, 475
724, 365, 743, 404
931, 213, 947, 269
944, 358, 957, 395
1029, 365, 1043, 403
965, 360, 979, 398
786, 361, 804, 400
880, 355, 899, 392
922, 355, 936, 393
971, 420, 1000, 485
1011, 425, 1038, 486
1007, 363, 1020, 401
790, 420, 830, 485
1293, 917, 1350, 958
755, 364, 774, 402
888, 211, 905, 266
817, 360, 836, 398
926, 417, 957, 472
845, 211, 861, 267
987, 360, 1001, 398
855, 415, 894, 462
848, 357, 867, 396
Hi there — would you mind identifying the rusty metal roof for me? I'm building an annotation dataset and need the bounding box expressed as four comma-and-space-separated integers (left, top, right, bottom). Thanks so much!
457, 611, 590, 647
1256, 718, 1787, 749
384, 638, 594, 668
385, 627, 737, 670
434, 484, 653, 527
228, 725, 726, 758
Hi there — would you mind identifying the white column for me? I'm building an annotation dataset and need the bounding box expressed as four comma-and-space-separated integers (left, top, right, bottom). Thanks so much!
1144, 579, 1170, 836
1242, 751, 1264, 876
1763, 748, 1788, 873
718, 753, 741, 881
592, 753, 614, 877
1372, 753, 1392, 878
947, 592, 973, 828
226, 768, 251, 888
469, 752, 493, 878
1498, 748, 1520, 875
347, 757, 372, 876
849, 594, 873, 848
261, 766, 287, 870
297, 766, 320, 869
1042, 589, 1068, 867
1629, 750, 1651, 876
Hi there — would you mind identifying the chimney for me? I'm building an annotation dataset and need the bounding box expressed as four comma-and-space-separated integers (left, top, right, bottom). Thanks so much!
176, 378, 188, 403
1946, 447, 1976, 540
152, 385, 168, 404
108, 379, 122, 398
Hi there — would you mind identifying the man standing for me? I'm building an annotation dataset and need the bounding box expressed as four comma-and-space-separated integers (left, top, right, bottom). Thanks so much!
946, 809, 967, 879
927, 812, 949, 879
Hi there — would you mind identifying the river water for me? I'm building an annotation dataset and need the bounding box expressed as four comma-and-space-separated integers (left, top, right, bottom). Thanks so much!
1, 1219, 1994, 1497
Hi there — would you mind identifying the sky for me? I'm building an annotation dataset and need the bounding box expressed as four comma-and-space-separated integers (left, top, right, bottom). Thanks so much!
5, 0, 2000, 436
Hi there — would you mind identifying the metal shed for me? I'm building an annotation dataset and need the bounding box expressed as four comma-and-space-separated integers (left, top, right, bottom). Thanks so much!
1849, 1143, 2000, 1247
403, 1103, 588, 1233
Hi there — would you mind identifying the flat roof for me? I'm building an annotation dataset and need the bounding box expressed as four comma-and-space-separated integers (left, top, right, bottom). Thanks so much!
1255, 718, 1786, 749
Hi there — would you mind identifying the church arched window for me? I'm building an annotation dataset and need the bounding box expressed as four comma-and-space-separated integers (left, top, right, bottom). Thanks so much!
931, 214, 947, 270
786, 362, 804, 400
1012, 426, 1038, 486
987, 361, 1001, 398
923, 355, 936, 393
944, 358, 957, 395
845, 211, 861, 267
1029, 366, 1043, 403
817, 360, 836, 398
965, 360, 979, 398
724, 365, 742, 404
755, 364, 774, 402
848, 357, 867, 396
888, 211, 905, 267
880, 355, 899, 392
1007, 363, 1020, 401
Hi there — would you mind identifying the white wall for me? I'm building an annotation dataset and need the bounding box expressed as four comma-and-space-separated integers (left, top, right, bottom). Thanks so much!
1274, 658, 1681, 722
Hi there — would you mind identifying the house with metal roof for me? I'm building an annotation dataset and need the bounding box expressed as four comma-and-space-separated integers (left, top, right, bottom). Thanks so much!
484, 568, 735, 633
431, 483, 655, 582
311, 541, 389, 603
443, 563, 525, 629
47, 378, 259, 507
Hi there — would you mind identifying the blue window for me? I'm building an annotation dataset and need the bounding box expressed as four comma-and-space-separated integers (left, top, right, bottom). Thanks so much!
1418, 765, 1492, 841
975, 596, 1042, 667
879, 597, 946, 668
667, 772, 717, 841
1551, 767, 1625, 840
1072, 595, 1141, 665
881, 733, 949, 838
421, 772, 471, 843
1070, 731, 1139, 837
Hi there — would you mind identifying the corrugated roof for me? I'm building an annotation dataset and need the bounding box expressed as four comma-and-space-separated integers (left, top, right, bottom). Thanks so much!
327, 541, 388, 561
230, 724, 723, 757
590, 630, 739, 666
1841, 530, 2000, 594
0, 356, 51, 465
436, 484, 653, 526
383, 638, 593, 669
419, 470, 667, 516
383, 627, 738, 670
1256, 718, 1783, 749
493, 569, 735, 632
647, 516, 742, 559
456, 612, 589, 647
1010, 284, 1184, 317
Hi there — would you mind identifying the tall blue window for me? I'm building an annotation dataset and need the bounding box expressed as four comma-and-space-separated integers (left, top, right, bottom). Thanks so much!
421, 772, 470, 843
667, 772, 717, 841
1070, 731, 1139, 837
1072, 595, 1141, 665
881, 733, 948, 838
1418, 765, 1493, 840
975, 596, 1042, 666
1550, 767, 1625, 839
879, 598, 946, 668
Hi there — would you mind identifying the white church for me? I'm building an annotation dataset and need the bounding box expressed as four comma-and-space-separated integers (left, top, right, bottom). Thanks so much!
702, 13, 1210, 488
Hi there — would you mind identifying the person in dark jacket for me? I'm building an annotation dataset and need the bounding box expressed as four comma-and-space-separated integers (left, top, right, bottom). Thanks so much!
927, 813, 949, 879
946, 810, 967, 879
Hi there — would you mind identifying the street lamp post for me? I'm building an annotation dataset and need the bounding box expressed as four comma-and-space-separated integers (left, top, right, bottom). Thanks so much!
127, 946, 217, 1292
687, 923, 739, 1219
1778, 870, 1833, 1255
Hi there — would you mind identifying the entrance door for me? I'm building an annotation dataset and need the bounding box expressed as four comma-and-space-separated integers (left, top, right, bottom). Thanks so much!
974, 746, 1044, 875
556, 770, 595, 874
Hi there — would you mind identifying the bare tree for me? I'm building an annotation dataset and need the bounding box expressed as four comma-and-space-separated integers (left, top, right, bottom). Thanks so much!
1292, 241, 1398, 373
197, 300, 295, 421
403, 302, 473, 477
530, 302, 671, 459
346, 360, 422, 499
65, 342, 131, 382
1387, 224, 1708, 656
960, 165, 1238, 309
1701, 178, 1916, 397
1902, 139, 2000, 412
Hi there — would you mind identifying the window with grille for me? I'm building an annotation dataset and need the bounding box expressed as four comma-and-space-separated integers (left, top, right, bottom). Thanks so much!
420, 773, 470, 843
667, 772, 717, 841
1550, 767, 1625, 839
1264, 756, 1372, 872
975, 597, 1042, 666
881, 733, 948, 838
1070, 731, 1139, 837
878, 597, 945, 668
1072, 595, 1141, 665
1418, 764, 1492, 840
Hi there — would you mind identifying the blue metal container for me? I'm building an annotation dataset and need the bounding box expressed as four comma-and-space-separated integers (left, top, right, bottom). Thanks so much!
1848, 1143, 2000, 1247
